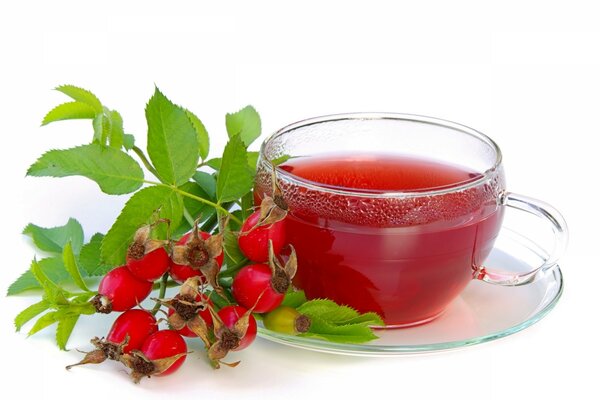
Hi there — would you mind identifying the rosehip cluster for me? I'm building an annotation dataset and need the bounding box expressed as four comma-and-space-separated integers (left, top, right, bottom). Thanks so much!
73, 181, 309, 382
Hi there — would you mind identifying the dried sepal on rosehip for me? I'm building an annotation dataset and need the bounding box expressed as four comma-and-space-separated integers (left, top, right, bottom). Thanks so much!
154, 277, 212, 348
171, 223, 224, 295
120, 330, 188, 384
244, 166, 288, 233
206, 305, 257, 368
126, 221, 171, 282
66, 309, 158, 370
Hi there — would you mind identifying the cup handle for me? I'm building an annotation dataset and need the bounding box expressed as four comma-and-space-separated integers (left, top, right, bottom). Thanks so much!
474, 192, 568, 286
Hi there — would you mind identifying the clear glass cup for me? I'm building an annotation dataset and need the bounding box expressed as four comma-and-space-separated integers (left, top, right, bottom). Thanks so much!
255, 113, 568, 327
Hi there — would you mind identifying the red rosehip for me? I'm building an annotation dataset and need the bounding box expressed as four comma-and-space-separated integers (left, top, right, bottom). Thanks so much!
238, 210, 286, 263
93, 266, 153, 313
169, 231, 224, 284
66, 309, 158, 370
107, 309, 159, 354
167, 294, 213, 338
126, 225, 170, 282
232, 264, 286, 313
121, 330, 188, 383
217, 305, 257, 351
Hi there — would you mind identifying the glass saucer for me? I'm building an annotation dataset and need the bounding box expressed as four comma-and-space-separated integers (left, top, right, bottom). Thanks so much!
257, 226, 564, 355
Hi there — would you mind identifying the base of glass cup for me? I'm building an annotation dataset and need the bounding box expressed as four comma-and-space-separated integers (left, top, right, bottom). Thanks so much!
373, 309, 447, 329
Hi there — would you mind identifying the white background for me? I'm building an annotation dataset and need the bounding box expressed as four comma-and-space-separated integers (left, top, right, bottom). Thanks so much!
0, 1, 596, 399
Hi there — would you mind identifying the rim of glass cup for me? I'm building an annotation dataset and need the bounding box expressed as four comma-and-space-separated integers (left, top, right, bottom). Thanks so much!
259, 113, 503, 199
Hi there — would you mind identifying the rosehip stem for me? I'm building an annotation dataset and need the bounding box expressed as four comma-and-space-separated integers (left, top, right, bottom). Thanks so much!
151, 272, 170, 316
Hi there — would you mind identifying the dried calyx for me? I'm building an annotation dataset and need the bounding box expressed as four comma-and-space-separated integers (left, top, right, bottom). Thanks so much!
126, 221, 170, 261
206, 307, 253, 368
155, 277, 211, 348
242, 166, 288, 235
171, 222, 224, 295
268, 241, 297, 294
65, 337, 128, 370
120, 351, 187, 384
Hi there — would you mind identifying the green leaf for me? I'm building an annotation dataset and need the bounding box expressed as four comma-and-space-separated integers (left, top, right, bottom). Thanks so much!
298, 299, 360, 324
62, 242, 88, 291
247, 151, 260, 174
186, 109, 210, 161
223, 225, 245, 266
14, 300, 50, 332
28, 311, 60, 336
193, 171, 217, 199
205, 158, 221, 171
42, 102, 96, 125
299, 318, 379, 343
7, 257, 69, 295
56, 314, 80, 350
27, 144, 144, 195
22, 218, 84, 255
240, 191, 255, 220
216, 135, 253, 203
123, 134, 135, 150
55, 85, 103, 113
79, 233, 111, 276
108, 110, 124, 149
101, 186, 183, 266
146, 87, 199, 186
225, 105, 261, 146
281, 290, 307, 308
92, 113, 110, 144
179, 181, 213, 221
31, 259, 69, 305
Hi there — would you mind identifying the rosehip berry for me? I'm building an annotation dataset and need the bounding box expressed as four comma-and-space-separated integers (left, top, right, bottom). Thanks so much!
107, 309, 159, 353
167, 294, 213, 338
126, 225, 170, 282
232, 244, 298, 313
232, 264, 286, 313
66, 309, 158, 370
170, 231, 224, 284
121, 330, 187, 383
263, 306, 311, 335
216, 305, 257, 351
92, 266, 153, 313
238, 210, 286, 263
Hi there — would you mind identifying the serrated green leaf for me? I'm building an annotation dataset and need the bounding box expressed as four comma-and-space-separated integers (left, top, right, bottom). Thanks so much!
179, 181, 213, 221
186, 109, 209, 161
14, 300, 50, 332
56, 314, 80, 350
247, 151, 260, 174
281, 290, 307, 308
341, 312, 385, 326
27, 144, 144, 195
92, 113, 110, 144
299, 318, 379, 343
22, 218, 84, 255
205, 158, 221, 171
79, 233, 111, 276
123, 134, 135, 150
7, 257, 69, 295
225, 105, 261, 146
108, 110, 124, 149
42, 101, 96, 125
192, 171, 217, 199
101, 186, 183, 266
216, 135, 253, 203
28, 311, 60, 336
298, 299, 359, 324
240, 191, 255, 220
146, 87, 199, 186
55, 85, 103, 113
223, 225, 245, 266
31, 259, 69, 305
62, 242, 88, 291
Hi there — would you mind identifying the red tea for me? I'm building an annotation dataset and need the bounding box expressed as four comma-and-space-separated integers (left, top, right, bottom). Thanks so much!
262, 153, 503, 326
